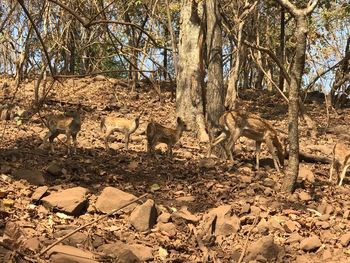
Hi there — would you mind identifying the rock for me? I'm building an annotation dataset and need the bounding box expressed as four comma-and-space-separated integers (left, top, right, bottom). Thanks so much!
300, 236, 322, 251
207, 205, 240, 236
240, 203, 251, 214
41, 187, 89, 216
298, 191, 312, 201
257, 218, 269, 234
23, 237, 40, 252
316, 221, 330, 229
325, 204, 334, 215
198, 158, 216, 169
299, 165, 315, 183
284, 220, 299, 233
286, 232, 302, 243
13, 169, 45, 186
340, 233, 350, 247
54, 230, 88, 246
95, 187, 137, 214
172, 207, 200, 223
46, 162, 63, 176
240, 175, 252, 183
130, 199, 157, 231
98, 242, 153, 262
31, 186, 48, 202
157, 212, 171, 223
250, 206, 261, 215
158, 222, 177, 237
267, 217, 284, 232
47, 245, 98, 263
244, 235, 281, 262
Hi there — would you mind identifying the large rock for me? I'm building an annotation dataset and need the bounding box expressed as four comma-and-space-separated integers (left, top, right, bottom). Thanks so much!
47, 245, 98, 263
42, 187, 89, 216
300, 236, 322, 251
244, 235, 281, 262
95, 187, 137, 214
13, 169, 45, 185
98, 242, 153, 262
129, 199, 157, 231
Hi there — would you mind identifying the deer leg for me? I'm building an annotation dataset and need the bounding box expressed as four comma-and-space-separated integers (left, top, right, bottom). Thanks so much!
48, 132, 58, 153
207, 131, 227, 158
265, 136, 281, 173
168, 144, 173, 157
66, 132, 72, 155
104, 129, 113, 150
329, 158, 335, 182
255, 141, 262, 170
338, 164, 350, 186
125, 133, 130, 150
72, 133, 78, 154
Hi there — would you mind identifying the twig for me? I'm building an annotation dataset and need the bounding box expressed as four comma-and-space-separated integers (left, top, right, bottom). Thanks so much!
38, 193, 148, 257
237, 216, 258, 263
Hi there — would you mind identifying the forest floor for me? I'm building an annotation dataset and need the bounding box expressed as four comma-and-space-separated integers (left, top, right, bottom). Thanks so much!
0, 75, 350, 262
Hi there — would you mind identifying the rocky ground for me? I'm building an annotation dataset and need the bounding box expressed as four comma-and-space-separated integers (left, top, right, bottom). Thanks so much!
0, 75, 350, 262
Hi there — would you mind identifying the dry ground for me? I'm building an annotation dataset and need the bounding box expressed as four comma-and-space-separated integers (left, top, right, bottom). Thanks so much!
0, 75, 350, 262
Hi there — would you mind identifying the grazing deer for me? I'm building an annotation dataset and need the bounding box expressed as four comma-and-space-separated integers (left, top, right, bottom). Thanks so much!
100, 112, 142, 150
329, 142, 350, 186
146, 117, 187, 157
41, 104, 82, 154
207, 110, 285, 172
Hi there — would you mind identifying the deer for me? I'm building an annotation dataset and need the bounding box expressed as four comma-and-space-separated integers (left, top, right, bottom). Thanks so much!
146, 117, 187, 157
41, 104, 82, 155
207, 110, 285, 172
329, 142, 350, 186
100, 111, 142, 150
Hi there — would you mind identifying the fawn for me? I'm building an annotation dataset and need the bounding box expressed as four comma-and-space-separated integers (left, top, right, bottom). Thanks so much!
329, 142, 350, 186
41, 104, 82, 154
146, 117, 187, 157
207, 110, 285, 172
100, 112, 142, 150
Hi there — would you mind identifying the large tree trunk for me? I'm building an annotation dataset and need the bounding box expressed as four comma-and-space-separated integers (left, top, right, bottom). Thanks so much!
205, 0, 224, 129
177, 0, 208, 142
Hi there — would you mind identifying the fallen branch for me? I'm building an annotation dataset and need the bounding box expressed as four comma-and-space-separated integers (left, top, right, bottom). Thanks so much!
38, 193, 148, 257
237, 216, 259, 263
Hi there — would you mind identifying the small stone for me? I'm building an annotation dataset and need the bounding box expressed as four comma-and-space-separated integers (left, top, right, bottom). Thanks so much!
300, 236, 322, 251
298, 191, 312, 201
299, 165, 315, 183
286, 232, 302, 243
244, 235, 281, 262
31, 186, 48, 202
172, 207, 200, 223
240, 203, 251, 214
340, 233, 350, 247
284, 220, 299, 233
157, 212, 171, 223
130, 199, 157, 232
158, 222, 176, 237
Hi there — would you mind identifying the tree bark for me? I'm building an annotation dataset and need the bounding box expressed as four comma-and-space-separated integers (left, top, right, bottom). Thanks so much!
205, 0, 224, 129
276, 0, 318, 193
177, 0, 208, 141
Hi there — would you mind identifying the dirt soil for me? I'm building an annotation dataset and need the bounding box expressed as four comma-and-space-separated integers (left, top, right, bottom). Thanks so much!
1, 75, 350, 262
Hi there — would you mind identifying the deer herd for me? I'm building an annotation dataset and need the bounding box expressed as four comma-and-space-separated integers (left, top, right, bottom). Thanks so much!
3, 102, 350, 186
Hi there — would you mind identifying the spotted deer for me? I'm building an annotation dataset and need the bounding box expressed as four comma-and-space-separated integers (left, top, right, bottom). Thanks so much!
207, 110, 285, 172
329, 142, 350, 186
146, 117, 187, 157
100, 112, 142, 150
41, 104, 82, 154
